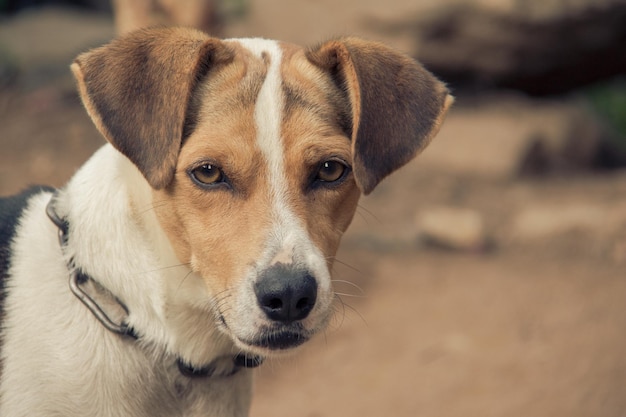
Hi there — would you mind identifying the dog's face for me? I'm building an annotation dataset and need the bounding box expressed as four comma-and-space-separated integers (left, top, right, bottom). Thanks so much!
71, 29, 452, 356
152, 40, 362, 352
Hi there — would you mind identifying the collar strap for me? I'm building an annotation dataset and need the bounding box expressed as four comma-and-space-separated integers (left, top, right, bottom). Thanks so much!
177, 355, 263, 378
46, 196, 138, 339
45, 193, 263, 377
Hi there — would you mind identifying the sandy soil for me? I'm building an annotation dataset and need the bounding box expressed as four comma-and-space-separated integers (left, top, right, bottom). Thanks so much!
1, 4, 625, 417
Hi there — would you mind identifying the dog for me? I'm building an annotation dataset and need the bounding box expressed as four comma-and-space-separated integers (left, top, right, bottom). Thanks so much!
0, 27, 452, 416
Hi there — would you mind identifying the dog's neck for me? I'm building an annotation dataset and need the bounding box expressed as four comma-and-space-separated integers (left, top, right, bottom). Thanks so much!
55, 145, 246, 370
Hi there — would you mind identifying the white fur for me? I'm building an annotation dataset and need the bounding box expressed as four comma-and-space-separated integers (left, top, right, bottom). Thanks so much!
0, 146, 253, 417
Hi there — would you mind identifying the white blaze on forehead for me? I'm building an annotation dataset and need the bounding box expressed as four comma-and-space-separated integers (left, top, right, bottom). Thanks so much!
234, 39, 301, 253
235, 38, 286, 195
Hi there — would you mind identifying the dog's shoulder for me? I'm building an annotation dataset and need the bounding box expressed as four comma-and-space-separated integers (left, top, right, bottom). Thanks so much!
0, 186, 55, 281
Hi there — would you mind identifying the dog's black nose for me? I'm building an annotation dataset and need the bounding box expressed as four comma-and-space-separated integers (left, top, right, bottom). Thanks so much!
254, 264, 318, 323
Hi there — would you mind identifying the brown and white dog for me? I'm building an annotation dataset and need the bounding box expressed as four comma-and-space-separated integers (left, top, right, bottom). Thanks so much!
0, 28, 452, 416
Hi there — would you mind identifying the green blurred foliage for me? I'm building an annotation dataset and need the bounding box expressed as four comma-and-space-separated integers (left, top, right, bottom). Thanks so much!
219, 0, 248, 21
586, 77, 626, 148
0, 43, 19, 87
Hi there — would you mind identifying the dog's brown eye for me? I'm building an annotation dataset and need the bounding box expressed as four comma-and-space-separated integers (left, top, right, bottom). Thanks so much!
191, 164, 223, 185
316, 160, 347, 183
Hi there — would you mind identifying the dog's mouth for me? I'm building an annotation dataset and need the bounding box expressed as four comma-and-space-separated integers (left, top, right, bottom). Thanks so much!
219, 315, 311, 352
246, 326, 311, 350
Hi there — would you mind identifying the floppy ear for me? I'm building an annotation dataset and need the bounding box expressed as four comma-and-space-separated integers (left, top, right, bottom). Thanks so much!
307, 38, 453, 195
71, 27, 234, 189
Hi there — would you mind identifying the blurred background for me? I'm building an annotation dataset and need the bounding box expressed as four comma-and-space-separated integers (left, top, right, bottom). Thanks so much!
1, 0, 626, 416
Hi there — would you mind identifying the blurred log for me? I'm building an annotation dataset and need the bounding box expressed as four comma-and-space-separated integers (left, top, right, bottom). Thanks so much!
402, 0, 626, 95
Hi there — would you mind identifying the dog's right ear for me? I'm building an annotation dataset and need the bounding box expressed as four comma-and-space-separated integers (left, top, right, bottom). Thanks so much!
71, 27, 234, 189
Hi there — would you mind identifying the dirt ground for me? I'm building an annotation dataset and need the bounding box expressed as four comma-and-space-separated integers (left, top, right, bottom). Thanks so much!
1, 4, 626, 417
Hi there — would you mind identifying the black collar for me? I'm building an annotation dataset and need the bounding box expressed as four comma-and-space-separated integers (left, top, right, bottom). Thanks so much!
46, 193, 263, 378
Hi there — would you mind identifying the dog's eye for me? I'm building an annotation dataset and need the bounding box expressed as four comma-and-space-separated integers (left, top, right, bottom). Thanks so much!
315, 160, 348, 183
190, 164, 224, 185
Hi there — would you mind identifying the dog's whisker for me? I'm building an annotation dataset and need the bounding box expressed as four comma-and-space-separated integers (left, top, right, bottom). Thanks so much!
139, 262, 192, 275
331, 279, 365, 295
136, 200, 169, 215
328, 295, 347, 331
335, 298, 347, 327
356, 204, 381, 225
343, 301, 369, 328
174, 270, 194, 294
330, 258, 363, 275
333, 291, 367, 298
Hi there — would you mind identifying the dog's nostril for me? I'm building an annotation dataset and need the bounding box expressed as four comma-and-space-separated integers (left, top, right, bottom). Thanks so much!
267, 298, 283, 310
295, 297, 311, 310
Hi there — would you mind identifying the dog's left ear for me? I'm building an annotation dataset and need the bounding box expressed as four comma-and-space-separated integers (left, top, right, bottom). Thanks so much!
307, 38, 453, 195
71, 27, 234, 189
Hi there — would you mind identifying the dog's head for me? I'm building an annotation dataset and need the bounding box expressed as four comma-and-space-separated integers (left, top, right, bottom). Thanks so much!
71, 28, 452, 356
